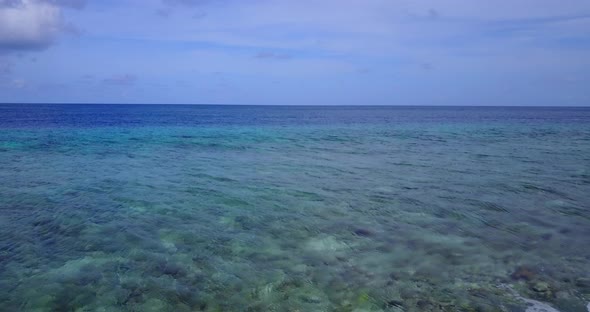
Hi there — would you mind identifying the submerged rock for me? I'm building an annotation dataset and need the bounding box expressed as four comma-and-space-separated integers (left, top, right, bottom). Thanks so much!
353, 228, 374, 237
532, 282, 550, 293
530, 281, 553, 300
511, 266, 536, 281
416, 299, 435, 310
576, 278, 590, 290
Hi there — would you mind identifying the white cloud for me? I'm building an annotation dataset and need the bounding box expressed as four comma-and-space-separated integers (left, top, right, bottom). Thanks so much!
0, 0, 63, 51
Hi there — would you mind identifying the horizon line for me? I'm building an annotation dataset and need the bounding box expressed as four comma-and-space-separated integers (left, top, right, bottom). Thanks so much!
1, 103, 589, 108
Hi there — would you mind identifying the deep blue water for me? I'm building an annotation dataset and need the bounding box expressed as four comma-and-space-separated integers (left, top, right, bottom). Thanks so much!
1, 104, 589, 128
0, 104, 589, 311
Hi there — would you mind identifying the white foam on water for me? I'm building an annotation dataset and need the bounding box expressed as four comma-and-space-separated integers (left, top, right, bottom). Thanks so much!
500, 284, 561, 312
586, 302, 589, 312
521, 297, 560, 312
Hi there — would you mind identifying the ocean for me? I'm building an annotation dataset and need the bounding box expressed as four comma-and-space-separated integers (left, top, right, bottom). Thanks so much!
0, 104, 589, 311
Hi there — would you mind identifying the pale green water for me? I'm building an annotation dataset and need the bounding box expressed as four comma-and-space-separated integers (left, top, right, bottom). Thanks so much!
0, 105, 589, 311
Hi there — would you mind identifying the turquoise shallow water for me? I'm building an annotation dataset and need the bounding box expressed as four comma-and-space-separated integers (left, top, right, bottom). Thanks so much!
0, 105, 589, 311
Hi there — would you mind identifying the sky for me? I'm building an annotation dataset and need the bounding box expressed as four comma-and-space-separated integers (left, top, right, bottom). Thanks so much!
0, 0, 589, 105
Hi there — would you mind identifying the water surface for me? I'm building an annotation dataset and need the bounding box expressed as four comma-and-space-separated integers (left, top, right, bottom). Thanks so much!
1, 105, 589, 311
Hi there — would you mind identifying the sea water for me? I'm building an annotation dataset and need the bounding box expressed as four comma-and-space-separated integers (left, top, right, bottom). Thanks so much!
0, 104, 589, 311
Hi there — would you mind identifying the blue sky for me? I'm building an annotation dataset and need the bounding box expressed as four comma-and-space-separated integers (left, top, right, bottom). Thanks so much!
0, 0, 589, 105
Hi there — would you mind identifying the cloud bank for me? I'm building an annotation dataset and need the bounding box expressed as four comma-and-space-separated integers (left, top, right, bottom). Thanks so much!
0, 0, 83, 51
